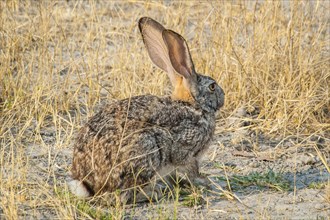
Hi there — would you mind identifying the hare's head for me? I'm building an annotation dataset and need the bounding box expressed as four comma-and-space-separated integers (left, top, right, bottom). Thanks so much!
139, 17, 224, 113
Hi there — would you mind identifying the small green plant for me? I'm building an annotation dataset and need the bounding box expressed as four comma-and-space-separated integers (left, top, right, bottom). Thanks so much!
308, 182, 327, 190
54, 186, 114, 219
76, 201, 113, 220
217, 169, 291, 192
181, 187, 205, 207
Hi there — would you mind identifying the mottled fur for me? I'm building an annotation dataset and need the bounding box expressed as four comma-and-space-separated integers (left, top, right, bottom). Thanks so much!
70, 17, 225, 202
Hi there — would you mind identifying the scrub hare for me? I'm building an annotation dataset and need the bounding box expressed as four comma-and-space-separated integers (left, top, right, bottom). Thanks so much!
69, 17, 224, 202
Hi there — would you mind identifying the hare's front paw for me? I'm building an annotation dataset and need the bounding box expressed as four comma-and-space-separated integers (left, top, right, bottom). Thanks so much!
192, 175, 209, 186
192, 174, 221, 192
191, 174, 211, 188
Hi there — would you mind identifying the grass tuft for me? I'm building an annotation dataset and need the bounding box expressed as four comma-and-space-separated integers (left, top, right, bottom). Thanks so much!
217, 169, 291, 192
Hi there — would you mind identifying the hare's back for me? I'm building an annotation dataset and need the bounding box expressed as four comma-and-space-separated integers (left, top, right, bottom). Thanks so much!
73, 95, 173, 162
71, 95, 175, 192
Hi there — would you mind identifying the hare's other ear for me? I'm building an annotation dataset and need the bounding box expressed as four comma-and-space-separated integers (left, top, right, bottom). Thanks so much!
138, 17, 178, 87
139, 17, 196, 102
162, 30, 196, 81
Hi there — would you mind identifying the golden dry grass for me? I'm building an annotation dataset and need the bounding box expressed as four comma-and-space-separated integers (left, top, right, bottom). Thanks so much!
0, 0, 329, 219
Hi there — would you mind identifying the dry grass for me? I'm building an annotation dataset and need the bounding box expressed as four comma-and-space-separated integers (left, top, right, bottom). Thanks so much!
0, 0, 329, 219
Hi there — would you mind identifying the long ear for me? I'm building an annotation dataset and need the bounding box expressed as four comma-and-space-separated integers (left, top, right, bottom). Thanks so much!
162, 30, 196, 80
138, 17, 178, 87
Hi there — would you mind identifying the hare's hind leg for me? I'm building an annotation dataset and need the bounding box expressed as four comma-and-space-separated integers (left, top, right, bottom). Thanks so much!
119, 128, 173, 203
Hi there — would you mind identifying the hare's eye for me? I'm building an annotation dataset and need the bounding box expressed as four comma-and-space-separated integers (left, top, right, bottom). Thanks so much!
209, 83, 216, 92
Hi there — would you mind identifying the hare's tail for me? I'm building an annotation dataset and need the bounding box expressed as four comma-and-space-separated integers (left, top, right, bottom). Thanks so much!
68, 179, 92, 198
